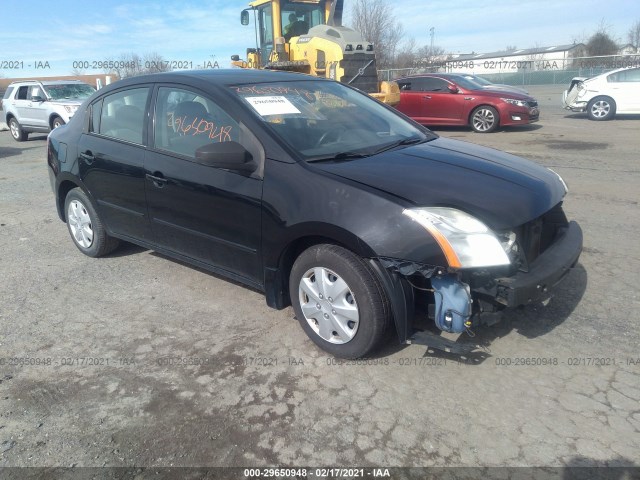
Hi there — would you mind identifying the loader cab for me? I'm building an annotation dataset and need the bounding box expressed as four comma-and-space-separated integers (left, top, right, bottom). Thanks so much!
246, 0, 328, 66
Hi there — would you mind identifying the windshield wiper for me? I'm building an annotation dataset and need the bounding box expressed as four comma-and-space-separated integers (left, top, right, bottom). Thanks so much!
372, 136, 430, 155
307, 151, 370, 163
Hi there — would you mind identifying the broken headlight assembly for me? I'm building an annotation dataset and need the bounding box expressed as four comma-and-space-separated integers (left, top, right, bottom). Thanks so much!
403, 208, 513, 333
403, 207, 511, 269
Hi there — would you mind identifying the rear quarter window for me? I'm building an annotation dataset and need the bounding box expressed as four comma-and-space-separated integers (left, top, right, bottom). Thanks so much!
2, 86, 15, 100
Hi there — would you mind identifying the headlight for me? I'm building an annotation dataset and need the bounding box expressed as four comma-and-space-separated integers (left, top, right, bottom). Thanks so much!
403, 207, 510, 269
547, 168, 568, 194
501, 98, 529, 107
63, 105, 78, 114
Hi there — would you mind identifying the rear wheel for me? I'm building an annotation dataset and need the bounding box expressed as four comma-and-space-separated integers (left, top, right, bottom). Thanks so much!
587, 96, 616, 121
9, 118, 28, 142
64, 188, 120, 257
470, 106, 499, 133
289, 244, 391, 358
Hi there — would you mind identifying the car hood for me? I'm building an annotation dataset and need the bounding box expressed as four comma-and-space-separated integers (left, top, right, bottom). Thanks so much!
481, 84, 529, 95
312, 137, 566, 230
469, 88, 535, 101
48, 99, 87, 106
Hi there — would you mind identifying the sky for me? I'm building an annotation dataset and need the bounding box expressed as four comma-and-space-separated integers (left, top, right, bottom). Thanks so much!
1, 0, 639, 78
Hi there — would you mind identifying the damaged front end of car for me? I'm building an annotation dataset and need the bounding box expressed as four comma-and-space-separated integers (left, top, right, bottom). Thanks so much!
373, 197, 582, 345
562, 78, 589, 112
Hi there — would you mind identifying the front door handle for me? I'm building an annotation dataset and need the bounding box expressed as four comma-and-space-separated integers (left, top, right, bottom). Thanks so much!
146, 172, 168, 188
423, 95, 432, 100
80, 151, 95, 164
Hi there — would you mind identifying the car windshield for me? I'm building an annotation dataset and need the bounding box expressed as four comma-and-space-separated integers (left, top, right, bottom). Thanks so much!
465, 75, 491, 86
449, 76, 485, 91
44, 83, 95, 100
231, 80, 435, 161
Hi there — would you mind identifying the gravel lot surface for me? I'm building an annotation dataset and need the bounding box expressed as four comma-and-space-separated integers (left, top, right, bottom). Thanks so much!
0, 85, 638, 475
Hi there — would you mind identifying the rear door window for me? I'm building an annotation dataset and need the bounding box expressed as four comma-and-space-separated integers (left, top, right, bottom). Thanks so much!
420, 78, 450, 92
16, 86, 29, 100
98, 88, 150, 144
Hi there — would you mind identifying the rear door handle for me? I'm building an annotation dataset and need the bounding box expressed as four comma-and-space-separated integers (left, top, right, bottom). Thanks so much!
423, 95, 432, 100
80, 151, 95, 164
146, 172, 168, 188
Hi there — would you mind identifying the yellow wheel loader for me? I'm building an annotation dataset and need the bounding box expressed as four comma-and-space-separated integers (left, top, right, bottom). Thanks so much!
231, 0, 400, 105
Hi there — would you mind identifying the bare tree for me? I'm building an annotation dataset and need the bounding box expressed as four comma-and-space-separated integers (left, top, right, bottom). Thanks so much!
103, 52, 173, 79
350, 0, 404, 68
628, 19, 640, 48
394, 38, 417, 69
505, 45, 518, 52
71, 67, 87, 76
143, 52, 173, 74
416, 44, 446, 66
586, 32, 619, 56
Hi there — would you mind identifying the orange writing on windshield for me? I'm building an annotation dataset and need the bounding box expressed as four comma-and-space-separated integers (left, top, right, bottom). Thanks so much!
174, 115, 233, 142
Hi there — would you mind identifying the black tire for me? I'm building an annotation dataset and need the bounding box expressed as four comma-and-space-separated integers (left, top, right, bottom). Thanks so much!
52, 116, 65, 129
587, 96, 616, 121
470, 105, 499, 133
64, 188, 120, 257
289, 244, 391, 358
8, 117, 28, 142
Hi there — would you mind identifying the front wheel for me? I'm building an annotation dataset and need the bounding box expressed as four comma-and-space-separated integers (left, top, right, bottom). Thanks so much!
470, 106, 499, 133
64, 188, 120, 257
52, 116, 65, 129
289, 244, 391, 358
587, 96, 616, 121
9, 118, 28, 142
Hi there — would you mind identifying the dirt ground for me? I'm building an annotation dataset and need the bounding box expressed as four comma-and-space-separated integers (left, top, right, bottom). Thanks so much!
0, 85, 639, 476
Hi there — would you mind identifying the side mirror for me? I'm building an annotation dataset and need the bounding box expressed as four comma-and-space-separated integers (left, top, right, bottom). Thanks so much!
447, 85, 459, 94
231, 55, 240, 61
31, 96, 45, 102
241, 9, 250, 25
195, 141, 256, 173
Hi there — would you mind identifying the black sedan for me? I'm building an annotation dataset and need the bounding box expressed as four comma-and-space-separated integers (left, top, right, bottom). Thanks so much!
47, 69, 582, 358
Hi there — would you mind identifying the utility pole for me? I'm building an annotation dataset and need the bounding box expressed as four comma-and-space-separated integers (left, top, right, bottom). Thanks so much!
430, 27, 435, 54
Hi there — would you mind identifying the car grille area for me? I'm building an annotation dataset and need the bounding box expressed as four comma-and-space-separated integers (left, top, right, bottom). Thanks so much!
500, 202, 568, 273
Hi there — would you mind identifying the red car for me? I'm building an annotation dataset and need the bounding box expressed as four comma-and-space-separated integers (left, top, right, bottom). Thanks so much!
395, 74, 539, 133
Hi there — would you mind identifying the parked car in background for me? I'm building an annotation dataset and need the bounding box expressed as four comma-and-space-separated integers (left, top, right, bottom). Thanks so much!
458, 73, 529, 95
562, 66, 640, 120
395, 74, 539, 133
47, 70, 581, 358
2, 80, 95, 141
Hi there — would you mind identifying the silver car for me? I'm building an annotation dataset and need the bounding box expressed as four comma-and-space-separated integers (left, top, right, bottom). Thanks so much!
2, 80, 95, 141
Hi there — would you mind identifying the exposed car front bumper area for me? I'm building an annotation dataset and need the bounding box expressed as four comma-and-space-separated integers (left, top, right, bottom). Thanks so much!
377, 219, 582, 337
479, 221, 582, 307
562, 88, 588, 112
500, 105, 539, 126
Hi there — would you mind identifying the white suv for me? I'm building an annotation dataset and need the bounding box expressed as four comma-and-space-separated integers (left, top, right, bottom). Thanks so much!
562, 66, 640, 120
2, 80, 95, 141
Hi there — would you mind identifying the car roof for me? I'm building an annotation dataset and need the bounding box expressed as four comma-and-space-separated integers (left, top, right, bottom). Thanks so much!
397, 73, 469, 82
101, 69, 320, 90
9, 79, 89, 85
